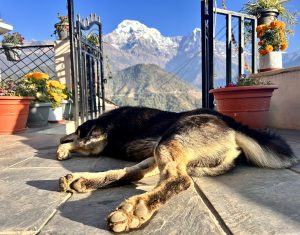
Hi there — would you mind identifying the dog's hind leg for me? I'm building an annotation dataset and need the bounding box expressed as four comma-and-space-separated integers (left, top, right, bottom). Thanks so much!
187, 147, 241, 176
107, 139, 193, 232
59, 157, 158, 193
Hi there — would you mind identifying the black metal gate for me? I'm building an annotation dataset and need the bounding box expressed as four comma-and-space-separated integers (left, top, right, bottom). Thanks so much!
68, 9, 106, 125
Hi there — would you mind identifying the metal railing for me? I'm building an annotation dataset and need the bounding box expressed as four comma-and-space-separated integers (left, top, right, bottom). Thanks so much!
0, 44, 55, 81
201, 0, 257, 108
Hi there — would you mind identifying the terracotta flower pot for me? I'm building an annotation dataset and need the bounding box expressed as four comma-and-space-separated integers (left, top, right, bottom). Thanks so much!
0, 96, 34, 134
209, 85, 278, 129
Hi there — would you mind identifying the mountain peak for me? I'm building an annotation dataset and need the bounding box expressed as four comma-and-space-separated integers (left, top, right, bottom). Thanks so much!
115, 19, 161, 36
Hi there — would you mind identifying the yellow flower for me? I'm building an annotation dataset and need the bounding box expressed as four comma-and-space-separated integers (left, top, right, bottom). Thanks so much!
25, 71, 49, 80
59, 84, 66, 90
24, 72, 34, 79
47, 80, 61, 88
53, 95, 62, 103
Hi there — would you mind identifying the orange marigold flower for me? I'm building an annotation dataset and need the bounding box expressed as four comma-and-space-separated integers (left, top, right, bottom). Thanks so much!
256, 24, 268, 33
265, 45, 274, 53
259, 49, 266, 55
270, 20, 285, 30
257, 32, 264, 38
279, 21, 286, 30
281, 43, 288, 51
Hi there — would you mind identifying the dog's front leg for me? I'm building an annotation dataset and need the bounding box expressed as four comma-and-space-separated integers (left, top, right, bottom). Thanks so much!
59, 157, 157, 193
57, 133, 78, 160
106, 140, 192, 232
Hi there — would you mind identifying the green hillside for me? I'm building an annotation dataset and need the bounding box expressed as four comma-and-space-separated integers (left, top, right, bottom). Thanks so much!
106, 64, 202, 112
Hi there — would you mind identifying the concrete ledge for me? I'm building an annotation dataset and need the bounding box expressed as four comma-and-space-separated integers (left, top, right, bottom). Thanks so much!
251, 66, 300, 79
250, 66, 300, 130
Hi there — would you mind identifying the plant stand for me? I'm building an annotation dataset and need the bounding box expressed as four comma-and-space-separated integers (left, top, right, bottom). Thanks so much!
2, 43, 22, 61
27, 102, 52, 127
48, 106, 64, 124
0, 96, 34, 134
209, 85, 278, 129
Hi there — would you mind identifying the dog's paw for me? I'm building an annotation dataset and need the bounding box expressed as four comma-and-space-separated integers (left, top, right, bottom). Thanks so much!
107, 198, 152, 232
56, 145, 71, 161
59, 174, 88, 193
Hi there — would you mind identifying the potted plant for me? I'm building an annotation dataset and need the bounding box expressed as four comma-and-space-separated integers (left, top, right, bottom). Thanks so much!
1, 32, 24, 61
209, 75, 278, 129
257, 20, 288, 72
61, 88, 73, 120
243, 0, 298, 34
23, 72, 53, 127
0, 79, 34, 134
52, 13, 69, 40
46, 80, 69, 123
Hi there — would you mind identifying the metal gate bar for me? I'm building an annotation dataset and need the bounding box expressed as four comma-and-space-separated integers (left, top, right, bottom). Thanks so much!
201, 0, 257, 109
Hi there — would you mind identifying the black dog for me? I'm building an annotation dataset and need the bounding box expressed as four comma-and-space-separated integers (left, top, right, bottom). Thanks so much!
57, 106, 298, 232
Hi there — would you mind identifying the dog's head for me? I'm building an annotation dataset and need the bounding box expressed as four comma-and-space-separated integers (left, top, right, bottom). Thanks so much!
60, 119, 108, 155
60, 119, 107, 143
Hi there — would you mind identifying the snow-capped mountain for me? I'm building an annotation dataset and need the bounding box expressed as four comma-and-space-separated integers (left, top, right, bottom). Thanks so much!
283, 49, 300, 68
104, 20, 181, 69
104, 19, 300, 88
103, 19, 234, 88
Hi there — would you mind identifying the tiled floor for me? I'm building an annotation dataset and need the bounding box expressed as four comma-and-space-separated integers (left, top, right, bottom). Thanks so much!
0, 127, 299, 234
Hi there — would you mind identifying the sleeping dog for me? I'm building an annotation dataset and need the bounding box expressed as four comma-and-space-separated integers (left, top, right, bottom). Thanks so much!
57, 106, 298, 232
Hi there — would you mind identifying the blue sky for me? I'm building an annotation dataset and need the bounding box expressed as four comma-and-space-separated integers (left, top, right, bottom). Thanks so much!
0, 0, 299, 52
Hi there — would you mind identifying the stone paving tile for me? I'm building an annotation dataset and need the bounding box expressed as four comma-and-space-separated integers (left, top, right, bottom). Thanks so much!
92, 156, 136, 172
13, 153, 99, 173
291, 162, 300, 174
0, 168, 71, 234
0, 157, 28, 170
273, 129, 300, 143
193, 167, 300, 235
40, 178, 222, 235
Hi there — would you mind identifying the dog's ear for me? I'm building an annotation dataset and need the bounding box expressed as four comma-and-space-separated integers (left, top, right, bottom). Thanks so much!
76, 120, 97, 138
88, 126, 107, 139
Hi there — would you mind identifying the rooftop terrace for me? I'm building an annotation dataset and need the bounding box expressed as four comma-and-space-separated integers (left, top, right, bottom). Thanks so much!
0, 126, 300, 234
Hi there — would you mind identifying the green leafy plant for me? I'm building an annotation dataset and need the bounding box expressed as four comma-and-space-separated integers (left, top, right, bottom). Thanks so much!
243, 0, 298, 34
83, 33, 99, 46
0, 79, 35, 96
227, 74, 272, 87
52, 13, 69, 37
2, 32, 24, 45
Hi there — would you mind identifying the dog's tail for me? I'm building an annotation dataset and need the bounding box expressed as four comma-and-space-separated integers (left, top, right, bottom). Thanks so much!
235, 129, 298, 168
